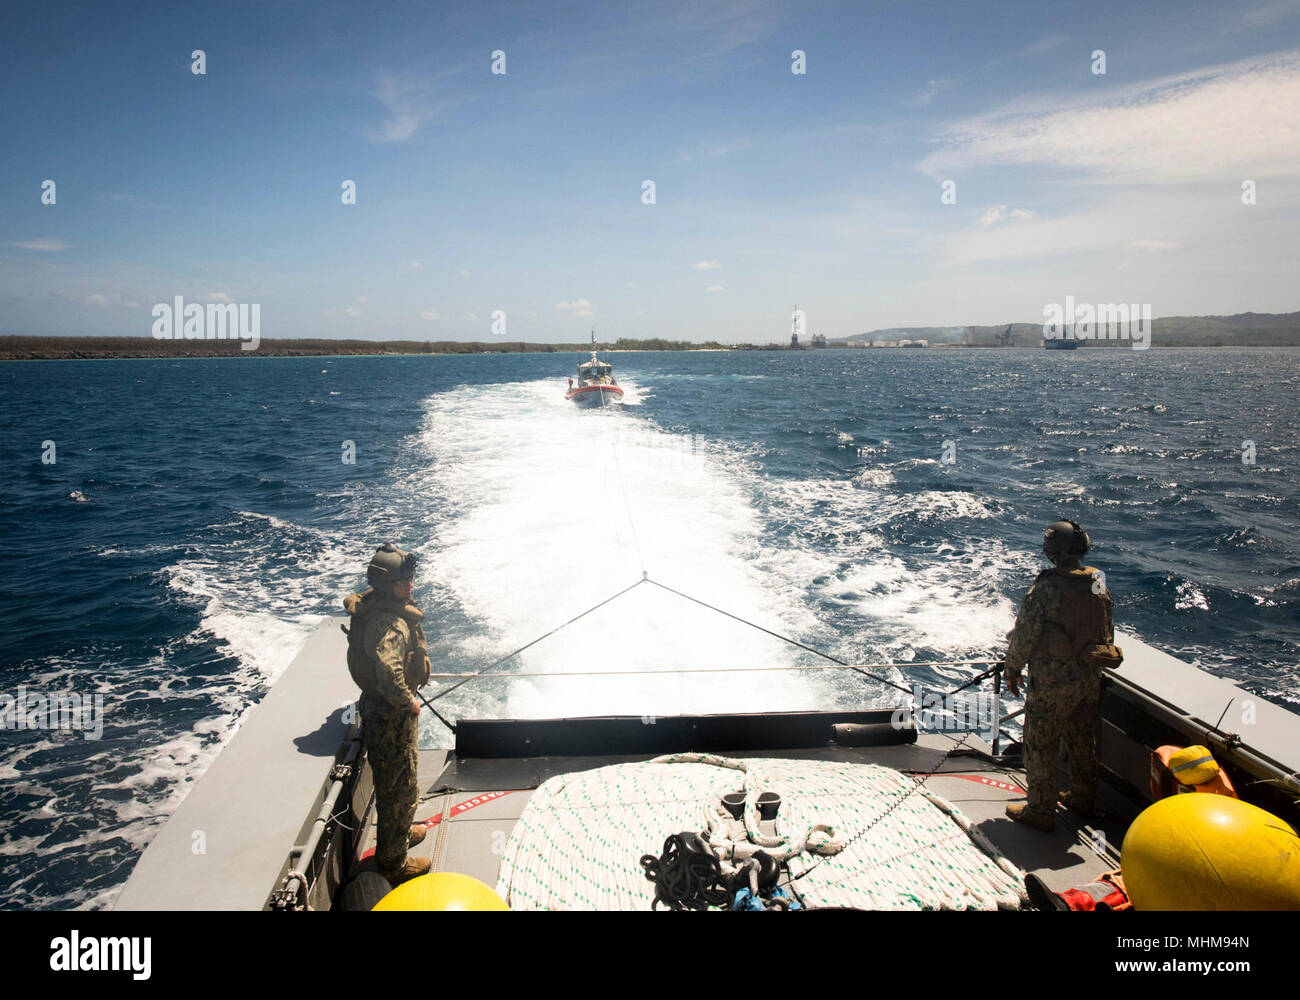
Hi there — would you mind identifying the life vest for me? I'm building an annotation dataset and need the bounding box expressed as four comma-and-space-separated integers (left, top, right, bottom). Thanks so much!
1026, 869, 1132, 911
341, 590, 430, 696
1149, 744, 1237, 801
1032, 567, 1112, 661
1058, 870, 1132, 912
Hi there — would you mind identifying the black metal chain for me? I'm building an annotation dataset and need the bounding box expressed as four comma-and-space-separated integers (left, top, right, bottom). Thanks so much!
793, 732, 976, 882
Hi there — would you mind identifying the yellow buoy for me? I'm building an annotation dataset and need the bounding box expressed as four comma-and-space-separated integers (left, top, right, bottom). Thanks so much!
1121, 794, 1300, 910
372, 872, 509, 912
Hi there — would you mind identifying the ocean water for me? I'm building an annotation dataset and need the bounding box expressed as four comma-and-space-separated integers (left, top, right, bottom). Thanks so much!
1, 347, 1297, 909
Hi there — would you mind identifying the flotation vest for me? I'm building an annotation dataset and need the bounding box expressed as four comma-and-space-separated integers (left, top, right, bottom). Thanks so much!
1026, 869, 1132, 911
1058, 870, 1132, 912
341, 590, 430, 695
1033, 567, 1112, 661
1149, 744, 1238, 801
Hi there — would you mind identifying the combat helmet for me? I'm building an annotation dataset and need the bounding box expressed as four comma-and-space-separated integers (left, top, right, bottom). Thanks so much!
367, 542, 418, 589
1042, 519, 1090, 562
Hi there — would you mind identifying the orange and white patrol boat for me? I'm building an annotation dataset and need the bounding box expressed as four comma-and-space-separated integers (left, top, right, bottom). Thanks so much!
565, 334, 623, 407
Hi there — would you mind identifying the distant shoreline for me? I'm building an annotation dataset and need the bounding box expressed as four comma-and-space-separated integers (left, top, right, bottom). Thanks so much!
0, 336, 747, 361
4, 316, 1300, 362
5, 344, 1299, 362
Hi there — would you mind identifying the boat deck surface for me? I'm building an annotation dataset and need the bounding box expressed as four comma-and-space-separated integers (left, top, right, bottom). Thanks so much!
114, 619, 1297, 911
349, 734, 1122, 904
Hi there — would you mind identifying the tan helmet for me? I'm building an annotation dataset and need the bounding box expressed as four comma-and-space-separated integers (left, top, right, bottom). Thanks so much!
367, 543, 417, 588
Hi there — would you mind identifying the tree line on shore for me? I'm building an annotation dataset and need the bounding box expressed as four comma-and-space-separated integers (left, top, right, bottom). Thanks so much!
4, 310, 1300, 360
0, 335, 752, 360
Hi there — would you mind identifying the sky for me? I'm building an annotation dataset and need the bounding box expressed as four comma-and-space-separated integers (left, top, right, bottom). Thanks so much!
2, 0, 1299, 344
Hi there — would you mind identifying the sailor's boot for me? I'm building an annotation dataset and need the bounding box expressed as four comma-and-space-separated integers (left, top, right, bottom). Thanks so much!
1005, 802, 1055, 833
1058, 791, 1105, 820
382, 857, 432, 887
408, 824, 428, 847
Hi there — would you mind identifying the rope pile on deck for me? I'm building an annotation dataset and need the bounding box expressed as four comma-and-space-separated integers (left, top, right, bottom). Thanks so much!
496, 755, 1027, 910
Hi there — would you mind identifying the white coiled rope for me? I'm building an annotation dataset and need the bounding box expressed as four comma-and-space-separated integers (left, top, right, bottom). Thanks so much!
496, 755, 1027, 910
649, 752, 845, 870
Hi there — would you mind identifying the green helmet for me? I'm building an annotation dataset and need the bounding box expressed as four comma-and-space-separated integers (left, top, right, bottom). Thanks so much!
367, 542, 417, 588
1042, 519, 1089, 560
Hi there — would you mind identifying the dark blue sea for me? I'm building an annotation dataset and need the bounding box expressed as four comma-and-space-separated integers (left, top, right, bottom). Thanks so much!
2, 348, 1298, 909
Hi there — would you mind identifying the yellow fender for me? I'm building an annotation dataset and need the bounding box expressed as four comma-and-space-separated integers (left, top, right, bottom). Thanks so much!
373, 872, 509, 911
1121, 794, 1300, 910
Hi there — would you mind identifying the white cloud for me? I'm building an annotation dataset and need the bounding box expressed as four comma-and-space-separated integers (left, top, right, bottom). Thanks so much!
556, 298, 595, 318
675, 140, 752, 163
458, 268, 472, 278
1240, 2, 1300, 29
705, 285, 724, 293
408, 260, 424, 272
325, 296, 366, 317
977, 205, 1035, 227
921, 49, 1300, 183
911, 78, 953, 107
1018, 35, 1067, 58
692, 260, 722, 270
420, 309, 440, 320
371, 71, 431, 143
205, 292, 233, 303
11, 238, 68, 251
1129, 239, 1179, 251
85, 292, 139, 308
939, 189, 1235, 265
945, 205, 1119, 264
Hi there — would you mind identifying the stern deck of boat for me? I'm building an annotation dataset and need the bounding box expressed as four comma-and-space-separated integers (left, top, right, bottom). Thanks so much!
349, 732, 1123, 906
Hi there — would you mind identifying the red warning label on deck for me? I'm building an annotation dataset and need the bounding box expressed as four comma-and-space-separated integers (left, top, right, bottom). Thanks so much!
945, 773, 1027, 795
418, 789, 519, 829
358, 790, 521, 864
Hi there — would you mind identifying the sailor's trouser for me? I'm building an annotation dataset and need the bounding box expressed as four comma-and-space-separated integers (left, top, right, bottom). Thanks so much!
1023, 659, 1101, 816
361, 698, 419, 875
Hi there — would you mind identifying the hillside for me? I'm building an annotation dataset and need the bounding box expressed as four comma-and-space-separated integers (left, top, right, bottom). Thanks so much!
832, 312, 1300, 347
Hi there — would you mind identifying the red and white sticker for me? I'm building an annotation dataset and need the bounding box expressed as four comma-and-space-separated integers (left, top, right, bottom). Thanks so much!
417, 789, 519, 830
357, 790, 521, 864
943, 773, 1027, 795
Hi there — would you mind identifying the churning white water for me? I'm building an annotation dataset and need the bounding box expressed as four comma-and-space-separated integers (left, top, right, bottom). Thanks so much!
397, 378, 1021, 728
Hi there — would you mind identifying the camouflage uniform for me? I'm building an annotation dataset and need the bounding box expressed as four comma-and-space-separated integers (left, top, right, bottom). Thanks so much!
1005, 566, 1113, 817
350, 593, 429, 876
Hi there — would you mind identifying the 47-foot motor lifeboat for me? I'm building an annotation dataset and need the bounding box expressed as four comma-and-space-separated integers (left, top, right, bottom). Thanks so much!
565, 335, 624, 407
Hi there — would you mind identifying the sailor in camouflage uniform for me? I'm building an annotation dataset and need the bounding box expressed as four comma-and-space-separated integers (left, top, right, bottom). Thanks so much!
1002, 521, 1114, 833
343, 543, 433, 885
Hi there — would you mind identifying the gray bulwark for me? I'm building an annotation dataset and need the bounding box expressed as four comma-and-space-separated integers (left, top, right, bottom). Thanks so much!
114, 620, 357, 910
1111, 627, 1299, 777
